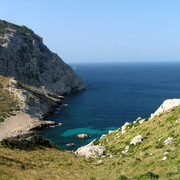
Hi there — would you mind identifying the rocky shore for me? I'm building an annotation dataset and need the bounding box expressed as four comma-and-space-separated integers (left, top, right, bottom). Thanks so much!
0, 111, 56, 141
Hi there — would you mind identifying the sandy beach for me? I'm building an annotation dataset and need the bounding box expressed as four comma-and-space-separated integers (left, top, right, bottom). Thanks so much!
0, 111, 56, 140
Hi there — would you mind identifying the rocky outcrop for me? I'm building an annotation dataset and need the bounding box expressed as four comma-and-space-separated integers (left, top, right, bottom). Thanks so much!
122, 122, 130, 134
150, 99, 180, 119
75, 140, 106, 158
0, 20, 85, 118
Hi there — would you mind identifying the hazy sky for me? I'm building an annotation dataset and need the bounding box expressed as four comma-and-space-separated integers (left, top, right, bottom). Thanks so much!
0, 0, 180, 63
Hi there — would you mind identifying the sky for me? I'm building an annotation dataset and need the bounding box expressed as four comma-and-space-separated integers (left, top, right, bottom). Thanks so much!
0, 0, 180, 63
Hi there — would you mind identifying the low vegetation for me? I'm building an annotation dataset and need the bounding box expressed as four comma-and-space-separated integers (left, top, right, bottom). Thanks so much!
0, 75, 19, 122
0, 20, 33, 36
0, 102, 179, 179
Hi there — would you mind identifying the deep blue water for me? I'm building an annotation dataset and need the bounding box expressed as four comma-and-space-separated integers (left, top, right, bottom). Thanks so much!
40, 62, 180, 150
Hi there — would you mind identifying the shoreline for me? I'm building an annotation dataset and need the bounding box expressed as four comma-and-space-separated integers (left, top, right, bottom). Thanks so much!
0, 111, 56, 141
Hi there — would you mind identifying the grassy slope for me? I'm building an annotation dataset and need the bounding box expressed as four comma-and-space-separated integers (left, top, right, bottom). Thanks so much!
0, 106, 179, 179
0, 76, 19, 122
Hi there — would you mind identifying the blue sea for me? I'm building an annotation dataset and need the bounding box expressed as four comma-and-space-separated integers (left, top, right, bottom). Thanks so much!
40, 62, 180, 150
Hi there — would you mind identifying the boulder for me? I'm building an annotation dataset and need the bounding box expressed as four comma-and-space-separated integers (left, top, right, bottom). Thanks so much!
108, 130, 114, 134
162, 156, 167, 160
130, 135, 142, 145
175, 119, 180, 124
100, 134, 106, 139
77, 134, 89, 139
139, 119, 145, 124
150, 99, 180, 119
122, 122, 130, 134
75, 140, 106, 158
66, 143, 75, 147
164, 137, 174, 146
164, 152, 169, 155
122, 145, 130, 154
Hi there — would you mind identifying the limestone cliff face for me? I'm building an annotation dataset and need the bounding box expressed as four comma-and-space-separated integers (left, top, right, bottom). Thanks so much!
0, 20, 85, 118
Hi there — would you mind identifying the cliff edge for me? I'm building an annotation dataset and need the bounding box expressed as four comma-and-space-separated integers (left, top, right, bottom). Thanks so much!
0, 20, 85, 119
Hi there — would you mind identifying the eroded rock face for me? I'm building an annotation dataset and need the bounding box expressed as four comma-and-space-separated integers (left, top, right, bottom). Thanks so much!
0, 20, 85, 95
75, 140, 106, 158
150, 99, 180, 119
0, 20, 85, 118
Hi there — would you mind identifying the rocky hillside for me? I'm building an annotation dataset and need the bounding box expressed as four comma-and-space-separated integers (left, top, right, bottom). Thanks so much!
0, 20, 85, 118
0, 100, 179, 179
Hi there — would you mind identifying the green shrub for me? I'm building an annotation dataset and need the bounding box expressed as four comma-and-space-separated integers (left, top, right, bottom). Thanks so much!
134, 171, 159, 179
116, 175, 129, 180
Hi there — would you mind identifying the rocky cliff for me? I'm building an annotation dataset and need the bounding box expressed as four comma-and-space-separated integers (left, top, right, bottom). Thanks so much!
0, 20, 85, 118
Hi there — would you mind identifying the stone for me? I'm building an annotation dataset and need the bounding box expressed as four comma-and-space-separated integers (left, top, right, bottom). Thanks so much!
75, 140, 106, 158
175, 119, 180, 123
136, 117, 142, 120
122, 122, 130, 134
66, 143, 75, 147
97, 160, 103, 163
164, 152, 169, 155
100, 134, 106, 139
122, 145, 130, 154
77, 134, 89, 139
130, 135, 142, 145
139, 119, 145, 124
108, 130, 114, 134
162, 156, 167, 160
164, 137, 174, 145
158, 137, 163, 141
150, 99, 180, 119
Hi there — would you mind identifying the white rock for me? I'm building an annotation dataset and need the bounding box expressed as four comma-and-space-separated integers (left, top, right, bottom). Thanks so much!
108, 130, 114, 134
100, 134, 106, 139
77, 134, 89, 139
162, 156, 167, 160
122, 145, 130, 154
139, 119, 145, 124
130, 135, 142, 145
164, 152, 169, 155
164, 137, 174, 146
158, 137, 163, 141
97, 160, 103, 163
136, 117, 142, 120
122, 122, 130, 134
175, 119, 180, 123
150, 99, 180, 119
75, 140, 106, 158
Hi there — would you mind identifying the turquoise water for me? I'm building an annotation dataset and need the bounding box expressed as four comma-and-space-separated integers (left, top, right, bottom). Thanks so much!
40, 62, 180, 150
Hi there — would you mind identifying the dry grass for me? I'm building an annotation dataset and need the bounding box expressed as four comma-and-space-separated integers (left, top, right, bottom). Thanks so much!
0, 76, 179, 179
0, 106, 179, 179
